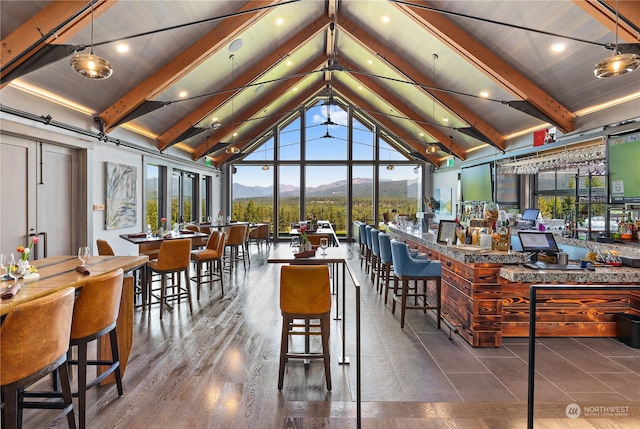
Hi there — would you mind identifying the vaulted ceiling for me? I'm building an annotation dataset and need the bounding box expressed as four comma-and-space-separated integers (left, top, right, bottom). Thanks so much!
2, 0, 639, 168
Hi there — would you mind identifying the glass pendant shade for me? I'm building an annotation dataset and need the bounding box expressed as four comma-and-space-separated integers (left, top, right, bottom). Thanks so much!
426, 144, 438, 154
594, 53, 640, 78
70, 53, 113, 79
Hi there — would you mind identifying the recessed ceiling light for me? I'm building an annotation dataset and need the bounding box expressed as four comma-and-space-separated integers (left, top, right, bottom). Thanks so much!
179, 90, 188, 98
276, 17, 284, 26
357, 86, 363, 90
229, 38, 243, 52
419, 132, 424, 137
480, 91, 489, 98
286, 60, 293, 66
116, 43, 129, 53
381, 16, 389, 23
442, 117, 449, 122
292, 87, 298, 92
551, 43, 565, 53
367, 59, 373, 65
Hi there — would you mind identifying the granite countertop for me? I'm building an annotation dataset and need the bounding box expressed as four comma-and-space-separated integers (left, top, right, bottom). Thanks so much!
500, 264, 640, 283
389, 226, 526, 265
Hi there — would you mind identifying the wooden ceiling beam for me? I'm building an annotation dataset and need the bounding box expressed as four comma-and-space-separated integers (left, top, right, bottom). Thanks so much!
1, 0, 115, 85
159, 15, 331, 150
192, 56, 327, 161
395, 0, 575, 134
339, 59, 467, 161
332, 83, 440, 166
573, 1, 640, 42
209, 84, 320, 167
99, 0, 282, 131
338, 15, 505, 151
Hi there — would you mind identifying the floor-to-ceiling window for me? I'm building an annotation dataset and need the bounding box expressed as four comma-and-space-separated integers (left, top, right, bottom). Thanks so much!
172, 170, 196, 227
230, 99, 421, 240
145, 164, 165, 233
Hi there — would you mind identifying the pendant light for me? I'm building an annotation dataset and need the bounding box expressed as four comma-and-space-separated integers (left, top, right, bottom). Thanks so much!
226, 54, 240, 154
262, 146, 270, 170
70, 3, 113, 79
426, 144, 438, 154
594, 0, 640, 78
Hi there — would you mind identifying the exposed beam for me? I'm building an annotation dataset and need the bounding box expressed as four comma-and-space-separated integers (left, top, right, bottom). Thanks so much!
394, 0, 575, 134
332, 83, 440, 166
573, 1, 640, 42
99, 0, 281, 131
192, 56, 328, 161
0, 0, 116, 85
158, 15, 331, 151
338, 15, 505, 151
210, 85, 320, 167
339, 59, 467, 161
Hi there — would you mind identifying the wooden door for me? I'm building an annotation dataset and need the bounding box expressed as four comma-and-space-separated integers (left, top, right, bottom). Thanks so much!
0, 137, 78, 258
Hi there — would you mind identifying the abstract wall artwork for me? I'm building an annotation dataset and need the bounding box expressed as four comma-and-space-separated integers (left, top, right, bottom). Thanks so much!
434, 188, 452, 215
106, 162, 137, 229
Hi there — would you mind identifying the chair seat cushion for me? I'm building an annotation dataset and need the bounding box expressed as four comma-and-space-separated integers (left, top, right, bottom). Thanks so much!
191, 249, 222, 261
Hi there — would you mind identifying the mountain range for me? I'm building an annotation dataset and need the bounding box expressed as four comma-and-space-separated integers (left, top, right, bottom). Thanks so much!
233, 177, 419, 199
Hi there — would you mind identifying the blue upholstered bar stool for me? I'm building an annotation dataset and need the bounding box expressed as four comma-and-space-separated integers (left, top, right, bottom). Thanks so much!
377, 233, 395, 301
369, 228, 381, 283
364, 225, 374, 273
359, 223, 368, 269
390, 240, 442, 329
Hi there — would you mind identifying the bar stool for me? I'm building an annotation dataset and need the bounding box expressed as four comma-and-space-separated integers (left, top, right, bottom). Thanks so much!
190, 231, 225, 300
223, 224, 248, 270
369, 228, 381, 284
147, 238, 193, 319
278, 265, 332, 391
1, 288, 76, 429
390, 240, 442, 329
22, 269, 126, 429
377, 232, 395, 302
358, 223, 368, 269
364, 225, 373, 274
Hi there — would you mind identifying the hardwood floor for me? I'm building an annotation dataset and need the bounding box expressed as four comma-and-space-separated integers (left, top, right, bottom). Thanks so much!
19, 243, 640, 428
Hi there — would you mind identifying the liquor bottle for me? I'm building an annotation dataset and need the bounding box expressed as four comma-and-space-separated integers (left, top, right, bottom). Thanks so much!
465, 227, 472, 244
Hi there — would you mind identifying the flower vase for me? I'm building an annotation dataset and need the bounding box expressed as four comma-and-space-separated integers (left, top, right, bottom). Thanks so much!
305, 241, 312, 251
158, 227, 165, 238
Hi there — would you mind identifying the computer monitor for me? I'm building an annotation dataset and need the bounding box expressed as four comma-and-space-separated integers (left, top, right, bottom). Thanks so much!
522, 209, 540, 222
518, 231, 559, 254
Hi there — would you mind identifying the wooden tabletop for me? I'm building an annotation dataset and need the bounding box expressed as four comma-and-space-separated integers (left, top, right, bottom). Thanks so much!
0, 255, 148, 316
267, 245, 347, 264
119, 231, 208, 245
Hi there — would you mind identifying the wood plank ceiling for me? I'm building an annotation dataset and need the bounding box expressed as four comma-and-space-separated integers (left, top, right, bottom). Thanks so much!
2, 0, 639, 167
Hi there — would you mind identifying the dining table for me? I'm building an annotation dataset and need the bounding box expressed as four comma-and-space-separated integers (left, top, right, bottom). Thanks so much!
0, 254, 148, 384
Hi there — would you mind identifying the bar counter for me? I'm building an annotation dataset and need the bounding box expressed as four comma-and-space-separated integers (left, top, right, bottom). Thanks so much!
387, 224, 640, 347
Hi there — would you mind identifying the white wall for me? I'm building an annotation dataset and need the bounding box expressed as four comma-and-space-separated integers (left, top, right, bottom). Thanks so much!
1, 86, 222, 257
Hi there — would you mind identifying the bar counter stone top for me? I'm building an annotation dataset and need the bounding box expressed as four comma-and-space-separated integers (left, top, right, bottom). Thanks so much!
500, 264, 640, 283
388, 225, 526, 265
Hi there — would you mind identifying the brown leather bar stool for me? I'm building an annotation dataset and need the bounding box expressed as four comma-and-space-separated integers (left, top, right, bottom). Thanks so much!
147, 238, 193, 319
97, 239, 145, 310
190, 231, 225, 300
185, 225, 207, 249
25, 269, 127, 429
1, 288, 76, 429
223, 224, 248, 270
278, 265, 332, 391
